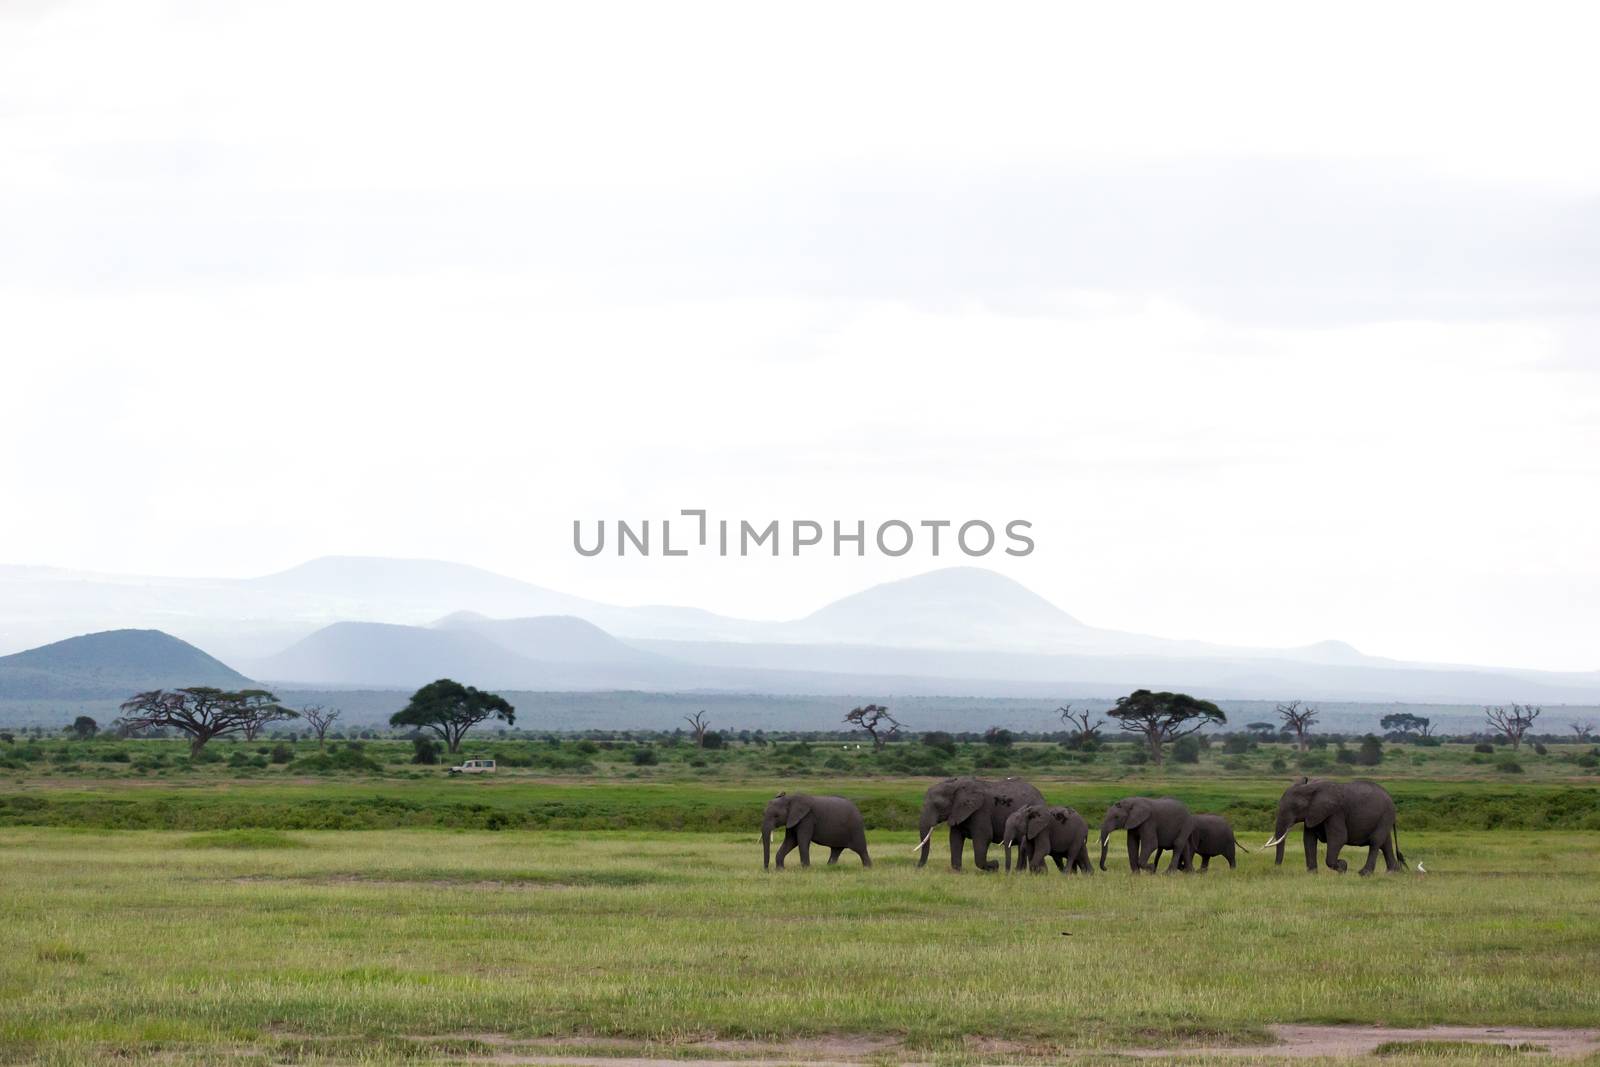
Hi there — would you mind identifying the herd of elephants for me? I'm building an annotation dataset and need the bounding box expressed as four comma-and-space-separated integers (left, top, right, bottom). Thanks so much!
760, 775, 1410, 875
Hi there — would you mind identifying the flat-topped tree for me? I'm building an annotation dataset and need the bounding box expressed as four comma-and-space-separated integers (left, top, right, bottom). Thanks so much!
116, 687, 290, 756
1107, 689, 1226, 766
240, 692, 299, 740
844, 704, 902, 750
1381, 712, 1434, 741
389, 679, 515, 753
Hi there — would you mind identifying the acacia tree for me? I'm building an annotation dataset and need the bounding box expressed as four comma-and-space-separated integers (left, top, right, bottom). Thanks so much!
390, 679, 514, 753
65, 715, 99, 740
1381, 712, 1434, 741
299, 704, 342, 748
1058, 704, 1103, 749
844, 704, 902, 750
684, 711, 710, 747
241, 692, 299, 740
1572, 721, 1595, 743
1107, 689, 1227, 766
117, 687, 288, 755
1485, 703, 1541, 750
1274, 701, 1319, 751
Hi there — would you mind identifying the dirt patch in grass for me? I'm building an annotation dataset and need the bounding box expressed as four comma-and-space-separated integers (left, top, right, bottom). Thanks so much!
1119, 1025, 1600, 1059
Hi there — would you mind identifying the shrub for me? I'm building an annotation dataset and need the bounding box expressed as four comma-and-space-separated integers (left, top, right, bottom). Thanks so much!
100, 750, 130, 763
575, 741, 600, 755
822, 755, 849, 770
1299, 753, 1330, 771
1221, 736, 1251, 755
411, 737, 441, 765
1356, 735, 1384, 766
984, 727, 1014, 748
1577, 753, 1599, 769
1336, 749, 1357, 764
1474, 742, 1496, 754
1222, 757, 1249, 771
1122, 747, 1149, 766
631, 747, 658, 766
1271, 756, 1288, 772
296, 747, 384, 773
1497, 759, 1525, 774
921, 731, 957, 755
1533, 742, 1548, 756
1173, 736, 1201, 764
701, 732, 725, 750
270, 743, 294, 764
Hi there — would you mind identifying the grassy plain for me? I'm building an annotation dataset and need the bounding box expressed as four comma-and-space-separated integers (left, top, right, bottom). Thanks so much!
3, 827, 1599, 1065
3, 737, 1599, 1064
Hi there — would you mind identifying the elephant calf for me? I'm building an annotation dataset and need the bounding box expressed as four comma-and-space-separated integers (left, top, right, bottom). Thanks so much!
1182, 813, 1248, 871
762, 792, 871, 869
1003, 804, 1092, 874
1099, 795, 1195, 873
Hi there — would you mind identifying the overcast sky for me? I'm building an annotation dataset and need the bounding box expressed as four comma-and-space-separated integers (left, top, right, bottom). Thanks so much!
2, 2, 1597, 671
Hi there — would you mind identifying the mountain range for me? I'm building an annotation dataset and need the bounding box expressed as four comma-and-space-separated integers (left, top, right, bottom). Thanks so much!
2, 557, 1598, 706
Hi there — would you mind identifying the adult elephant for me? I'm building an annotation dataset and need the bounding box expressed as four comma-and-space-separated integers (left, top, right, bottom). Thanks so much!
915, 776, 1044, 871
761, 792, 871, 869
1265, 777, 1406, 875
1098, 796, 1195, 873
1004, 804, 1092, 874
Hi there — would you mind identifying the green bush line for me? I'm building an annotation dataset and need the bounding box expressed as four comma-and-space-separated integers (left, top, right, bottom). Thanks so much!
3, 784, 1597, 831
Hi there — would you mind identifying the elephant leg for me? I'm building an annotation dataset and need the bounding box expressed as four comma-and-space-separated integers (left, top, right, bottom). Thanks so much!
1053, 854, 1066, 872
774, 831, 797, 869
1322, 824, 1348, 874
827, 846, 843, 865
1358, 845, 1380, 877
856, 844, 872, 868
1200, 853, 1211, 872
973, 829, 998, 872
796, 824, 814, 867
1137, 835, 1160, 873
1125, 834, 1140, 873
948, 826, 965, 870
1380, 834, 1400, 874
1302, 827, 1320, 872
1225, 843, 1236, 870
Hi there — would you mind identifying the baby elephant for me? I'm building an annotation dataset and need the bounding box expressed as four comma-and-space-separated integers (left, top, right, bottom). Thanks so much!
1003, 804, 1093, 874
1182, 813, 1249, 871
761, 792, 871, 869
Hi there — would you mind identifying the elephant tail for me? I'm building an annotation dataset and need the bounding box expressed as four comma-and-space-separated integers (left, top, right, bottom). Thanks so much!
1393, 826, 1408, 869
1235, 840, 1253, 853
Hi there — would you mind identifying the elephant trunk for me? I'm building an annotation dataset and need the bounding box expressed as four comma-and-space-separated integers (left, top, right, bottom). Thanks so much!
916, 806, 937, 868
1270, 804, 1292, 865
762, 817, 774, 870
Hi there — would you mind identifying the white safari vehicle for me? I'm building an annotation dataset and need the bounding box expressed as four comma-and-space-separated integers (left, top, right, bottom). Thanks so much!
448, 758, 496, 775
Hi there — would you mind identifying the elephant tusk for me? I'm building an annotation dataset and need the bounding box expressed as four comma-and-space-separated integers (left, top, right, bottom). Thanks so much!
1263, 833, 1286, 848
911, 827, 936, 852
1417, 861, 1427, 874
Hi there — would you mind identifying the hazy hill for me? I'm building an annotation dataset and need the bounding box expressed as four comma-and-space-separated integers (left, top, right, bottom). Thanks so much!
432, 612, 665, 664
777, 567, 1087, 648
0, 629, 254, 700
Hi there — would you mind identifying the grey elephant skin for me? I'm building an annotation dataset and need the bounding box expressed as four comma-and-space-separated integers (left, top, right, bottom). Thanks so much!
1003, 804, 1093, 874
1099, 795, 1195, 873
1183, 813, 1248, 871
1267, 777, 1406, 875
761, 792, 871, 869
916, 777, 1044, 871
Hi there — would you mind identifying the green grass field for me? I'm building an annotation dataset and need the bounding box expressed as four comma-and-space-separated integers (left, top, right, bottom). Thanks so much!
4, 740, 1599, 1064
4, 822, 1600, 1064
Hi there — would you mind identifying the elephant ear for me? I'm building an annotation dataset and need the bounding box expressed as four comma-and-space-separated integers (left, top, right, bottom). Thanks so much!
949, 786, 984, 827
1305, 784, 1339, 828
1123, 802, 1151, 831
785, 797, 813, 828
1026, 809, 1051, 840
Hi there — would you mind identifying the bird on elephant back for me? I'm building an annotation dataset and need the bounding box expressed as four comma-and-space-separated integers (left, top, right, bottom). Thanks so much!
1265, 777, 1407, 875
1001, 803, 1093, 874
1098, 795, 1196, 873
914, 776, 1044, 870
